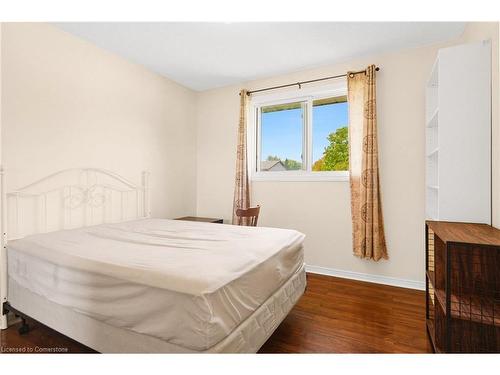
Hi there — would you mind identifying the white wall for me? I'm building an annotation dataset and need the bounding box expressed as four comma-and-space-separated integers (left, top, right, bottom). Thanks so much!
1, 23, 198, 219
196, 22, 499, 287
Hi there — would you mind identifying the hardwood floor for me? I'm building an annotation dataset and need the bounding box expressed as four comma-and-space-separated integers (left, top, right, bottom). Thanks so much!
259, 274, 432, 353
0, 273, 432, 354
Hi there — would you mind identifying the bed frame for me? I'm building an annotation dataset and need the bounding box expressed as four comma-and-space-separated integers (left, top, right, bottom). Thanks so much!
0, 166, 151, 330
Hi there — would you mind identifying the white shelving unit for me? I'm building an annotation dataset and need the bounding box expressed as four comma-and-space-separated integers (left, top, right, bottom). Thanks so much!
425, 40, 491, 224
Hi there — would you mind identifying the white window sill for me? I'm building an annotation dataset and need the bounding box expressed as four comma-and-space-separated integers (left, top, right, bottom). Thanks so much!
250, 171, 349, 182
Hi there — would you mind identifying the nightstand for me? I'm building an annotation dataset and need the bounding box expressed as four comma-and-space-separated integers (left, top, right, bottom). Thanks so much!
174, 216, 223, 224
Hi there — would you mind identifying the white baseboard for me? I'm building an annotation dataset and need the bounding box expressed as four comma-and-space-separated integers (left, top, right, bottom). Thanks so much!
305, 265, 425, 291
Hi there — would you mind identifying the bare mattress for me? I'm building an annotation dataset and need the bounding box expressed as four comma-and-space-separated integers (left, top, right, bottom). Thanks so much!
6, 219, 305, 351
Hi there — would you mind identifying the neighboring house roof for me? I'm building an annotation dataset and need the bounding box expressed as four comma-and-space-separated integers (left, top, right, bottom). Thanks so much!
260, 160, 286, 171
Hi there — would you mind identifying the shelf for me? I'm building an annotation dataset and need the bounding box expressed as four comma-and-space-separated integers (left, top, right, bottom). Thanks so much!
433, 289, 446, 318
427, 58, 439, 88
426, 270, 435, 287
434, 289, 499, 326
426, 148, 439, 157
426, 108, 439, 128
426, 319, 441, 353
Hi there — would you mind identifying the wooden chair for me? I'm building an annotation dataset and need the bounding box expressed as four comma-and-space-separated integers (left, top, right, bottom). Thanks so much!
235, 205, 260, 226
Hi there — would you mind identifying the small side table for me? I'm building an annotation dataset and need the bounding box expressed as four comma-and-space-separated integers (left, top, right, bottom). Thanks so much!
174, 216, 223, 224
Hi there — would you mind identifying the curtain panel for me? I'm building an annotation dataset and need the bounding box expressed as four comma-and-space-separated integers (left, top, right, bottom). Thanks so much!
347, 65, 388, 261
232, 89, 251, 225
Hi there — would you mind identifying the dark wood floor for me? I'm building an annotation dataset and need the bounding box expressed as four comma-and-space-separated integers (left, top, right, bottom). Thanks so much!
260, 274, 432, 353
0, 273, 432, 353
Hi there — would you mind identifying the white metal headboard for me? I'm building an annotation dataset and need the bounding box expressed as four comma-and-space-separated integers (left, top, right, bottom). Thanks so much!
0, 167, 151, 328
1, 167, 151, 242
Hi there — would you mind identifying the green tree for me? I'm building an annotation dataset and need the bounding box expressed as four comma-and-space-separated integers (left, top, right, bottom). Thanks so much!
266, 155, 280, 161
283, 158, 302, 170
312, 157, 325, 171
312, 126, 349, 171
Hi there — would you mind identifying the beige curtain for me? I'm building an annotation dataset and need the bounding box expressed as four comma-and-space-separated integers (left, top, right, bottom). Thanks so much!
347, 65, 387, 261
232, 89, 251, 225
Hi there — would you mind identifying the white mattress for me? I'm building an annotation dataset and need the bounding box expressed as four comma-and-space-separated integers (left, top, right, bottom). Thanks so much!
7, 219, 305, 351
8, 265, 306, 353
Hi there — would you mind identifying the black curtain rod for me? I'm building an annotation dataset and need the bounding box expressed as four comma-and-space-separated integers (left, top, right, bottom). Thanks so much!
242, 67, 379, 96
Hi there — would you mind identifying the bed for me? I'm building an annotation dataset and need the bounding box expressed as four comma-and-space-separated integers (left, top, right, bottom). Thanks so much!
0, 168, 306, 353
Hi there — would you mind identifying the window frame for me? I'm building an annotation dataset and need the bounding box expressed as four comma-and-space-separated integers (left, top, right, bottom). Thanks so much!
248, 80, 349, 182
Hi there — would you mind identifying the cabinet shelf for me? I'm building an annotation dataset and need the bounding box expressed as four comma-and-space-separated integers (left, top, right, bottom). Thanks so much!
434, 289, 499, 326
426, 148, 439, 157
426, 108, 439, 128
426, 270, 435, 287
427, 58, 439, 88
426, 319, 442, 353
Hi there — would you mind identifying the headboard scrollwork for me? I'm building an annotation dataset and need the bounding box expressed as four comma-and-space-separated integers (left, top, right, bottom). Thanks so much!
0, 167, 151, 241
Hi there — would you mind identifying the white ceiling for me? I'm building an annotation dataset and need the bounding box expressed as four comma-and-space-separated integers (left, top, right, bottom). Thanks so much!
54, 22, 466, 91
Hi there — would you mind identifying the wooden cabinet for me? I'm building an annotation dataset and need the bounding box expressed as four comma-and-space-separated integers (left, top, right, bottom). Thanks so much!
425, 221, 500, 352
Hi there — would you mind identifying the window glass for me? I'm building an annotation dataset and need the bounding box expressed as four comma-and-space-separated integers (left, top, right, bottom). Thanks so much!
312, 96, 349, 171
260, 101, 305, 172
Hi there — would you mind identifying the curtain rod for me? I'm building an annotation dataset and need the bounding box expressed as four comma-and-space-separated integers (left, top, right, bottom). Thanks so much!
242, 67, 379, 96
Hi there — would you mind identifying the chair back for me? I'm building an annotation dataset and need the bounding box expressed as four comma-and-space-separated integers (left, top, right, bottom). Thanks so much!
235, 205, 261, 226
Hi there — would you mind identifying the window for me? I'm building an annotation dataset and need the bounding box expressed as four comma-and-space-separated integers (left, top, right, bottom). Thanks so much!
250, 83, 349, 181
312, 96, 348, 172
260, 101, 305, 172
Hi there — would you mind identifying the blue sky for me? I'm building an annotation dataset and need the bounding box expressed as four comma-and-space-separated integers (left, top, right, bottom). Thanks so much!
261, 102, 348, 163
